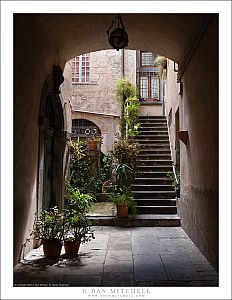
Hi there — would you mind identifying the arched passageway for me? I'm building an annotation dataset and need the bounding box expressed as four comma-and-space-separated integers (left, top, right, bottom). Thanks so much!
13, 13, 218, 272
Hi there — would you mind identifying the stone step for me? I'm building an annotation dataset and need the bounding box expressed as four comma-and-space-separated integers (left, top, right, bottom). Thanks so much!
138, 160, 173, 166
140, 126, 168, 131
140, 122, 168, 127
137, 140, 170, 145
133, 190, 176, 199
137, 165, 173, 172
138, 128, 168, 137
88, 214, 181, 227
132, 184, 173, 191
136, 135, 169, 140
140, 144, 171, 150
134, 177, 172, 184
136, 171, 172, 178
138, 154, 171, 160
135, 198, 176, 206
140, 149, 171, 155
138, 116, 166, 119
139, 119, 167, 123
137, 206, 177, 214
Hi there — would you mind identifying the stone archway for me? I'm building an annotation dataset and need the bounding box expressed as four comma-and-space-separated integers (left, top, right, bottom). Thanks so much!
13, 13, 219, 269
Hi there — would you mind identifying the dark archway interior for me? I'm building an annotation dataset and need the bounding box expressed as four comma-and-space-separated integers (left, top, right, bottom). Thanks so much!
14, 13, 218, 270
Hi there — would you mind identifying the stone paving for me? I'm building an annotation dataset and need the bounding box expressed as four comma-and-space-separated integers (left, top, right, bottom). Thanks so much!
14, 226, 218, 287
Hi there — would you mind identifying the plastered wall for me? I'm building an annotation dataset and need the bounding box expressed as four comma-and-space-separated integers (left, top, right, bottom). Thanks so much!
14, 15, 66, 265
166, 17, 218, 269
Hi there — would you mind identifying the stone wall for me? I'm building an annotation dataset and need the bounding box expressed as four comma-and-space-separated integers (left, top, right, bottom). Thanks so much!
66, 49, 136, 153
166, 17, 218, 270
70, 49, 136, 115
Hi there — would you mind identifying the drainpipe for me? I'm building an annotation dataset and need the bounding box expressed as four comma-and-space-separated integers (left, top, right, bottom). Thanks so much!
121, 49, 125, 77
161, 79, 166, 116
121, 49, 127, 139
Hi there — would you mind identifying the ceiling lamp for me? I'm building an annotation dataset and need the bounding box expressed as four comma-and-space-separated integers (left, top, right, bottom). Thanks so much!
106, 14, 128, 51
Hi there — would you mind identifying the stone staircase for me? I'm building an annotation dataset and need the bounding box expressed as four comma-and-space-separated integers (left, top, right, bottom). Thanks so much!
89, 115, 180, 227
132, 115, 180, 222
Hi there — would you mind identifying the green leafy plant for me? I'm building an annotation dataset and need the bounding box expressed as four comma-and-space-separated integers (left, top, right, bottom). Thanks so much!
167, 170, 180, 196
109, 188, 137, 215
99, 154, 113, 183
125, 96, 141, 138
114, 162, 134, 191
31, 206, 65, 241
112, 137, 140, 169
69, 149, 113, 196
64, 183, 94, 243
65, 183, 94, 214
154, 55, 167, 79
116, 77, 139, 139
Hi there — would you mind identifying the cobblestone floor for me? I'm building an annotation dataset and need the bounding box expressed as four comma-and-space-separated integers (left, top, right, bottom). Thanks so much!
14, 226, 218, 287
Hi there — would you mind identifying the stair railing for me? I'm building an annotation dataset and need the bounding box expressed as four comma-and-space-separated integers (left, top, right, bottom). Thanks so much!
163, 84, 179, 184
172, 163, 179, 184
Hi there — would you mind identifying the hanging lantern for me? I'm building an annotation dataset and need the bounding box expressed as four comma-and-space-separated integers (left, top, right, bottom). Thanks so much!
106, 14, 128, 51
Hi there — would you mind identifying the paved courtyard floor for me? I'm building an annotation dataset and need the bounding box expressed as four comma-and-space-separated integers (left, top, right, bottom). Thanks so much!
14, 226, 218, 287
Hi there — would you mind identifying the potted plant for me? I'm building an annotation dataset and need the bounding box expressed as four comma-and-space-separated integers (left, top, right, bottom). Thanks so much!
63, 184, 95, 255
63, 214, 94, 255
31, 206, 64, 259
87, 134, 102, 151
109, 188, 137, 218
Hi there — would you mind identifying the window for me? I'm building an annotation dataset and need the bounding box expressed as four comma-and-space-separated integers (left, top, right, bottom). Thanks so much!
140, 75, 160, 99
72, 53, 90, 84
140, 52, 157, 67
137, 51, 160, 101
72, 119, 101, 139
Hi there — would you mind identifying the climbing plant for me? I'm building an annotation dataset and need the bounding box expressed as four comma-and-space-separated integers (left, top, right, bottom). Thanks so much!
154, 55, 167, 79
116, 77, 140, 139
125, 96, 141, 138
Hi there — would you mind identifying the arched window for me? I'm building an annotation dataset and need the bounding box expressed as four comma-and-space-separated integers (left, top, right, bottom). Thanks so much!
72, 119, 101, 140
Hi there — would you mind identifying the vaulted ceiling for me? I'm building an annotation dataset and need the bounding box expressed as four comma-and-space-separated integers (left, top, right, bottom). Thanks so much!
31, 13, 207, 63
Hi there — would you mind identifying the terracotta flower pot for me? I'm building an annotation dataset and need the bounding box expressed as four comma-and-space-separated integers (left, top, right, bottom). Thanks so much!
88, 140, 98, 150
42, 239, 62, 259
64, 240, 81, 256
117, 204, 128, 218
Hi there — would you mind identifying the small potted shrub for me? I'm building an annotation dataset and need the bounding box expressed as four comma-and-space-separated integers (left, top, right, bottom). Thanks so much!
63, 184, 95, 255
87, 134, 102, 151
108, 159, 137, 218
109, 188, 137, 218
63, 214, 94, 255
31, 206, 64, 259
